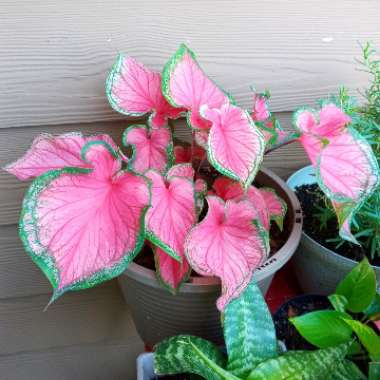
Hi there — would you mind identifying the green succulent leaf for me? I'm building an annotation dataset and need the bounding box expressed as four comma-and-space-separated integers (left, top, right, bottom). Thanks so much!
336, 258, 377, 313
328, 294, 348, 312
246, 343, 350, 380
224, 280, 278, 378
342, 319, 380, 361
154, 335, 238, 380
369, 362, 380, 380
290, 310, 353, 348
327, 360, 367, 380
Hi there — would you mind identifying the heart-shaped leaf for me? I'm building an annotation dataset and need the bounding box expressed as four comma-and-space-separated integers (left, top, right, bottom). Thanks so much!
4, 133, 116, 181
154, 335, 233, 380
123, 124, 173, 174
290, 310, 353, 348
154, 247, 190, 293
185, 196, 269, 311
201, 103, 265, 189
224, 280, 278, 378
20, 141, 150, 300
145, 169, 196, 262
251, 93, 270, 122
106, 55, 183, 128
162, 44, 231, 130
316, 129, 379, 203
336, 258, 377, 313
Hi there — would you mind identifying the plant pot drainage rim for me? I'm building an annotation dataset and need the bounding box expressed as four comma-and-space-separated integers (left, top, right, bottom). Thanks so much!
287, 165, 380, 270
122, 167, 303, 293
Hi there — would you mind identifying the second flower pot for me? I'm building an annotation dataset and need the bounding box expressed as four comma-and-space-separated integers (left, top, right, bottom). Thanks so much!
118, 167, 302, 346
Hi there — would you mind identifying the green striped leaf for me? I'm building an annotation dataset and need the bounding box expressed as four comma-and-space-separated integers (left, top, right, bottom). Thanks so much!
154, 335, 238, 380
246, 343, 349, 380
328, 294, 348, 312
369, 362, 380, 380
327, 360, 367, 380
224, 280, 278, 378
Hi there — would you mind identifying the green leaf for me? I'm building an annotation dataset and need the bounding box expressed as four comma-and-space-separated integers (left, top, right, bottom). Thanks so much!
327, 360, 367, 380
329, 294, 348, 312
154, 335, 238, 380
290, 310, 353, 348
364, 293, 380, 318
369, 362, 380, 380
247, 343, 349, 380
342, 319, 380, 361
224, 280, 278, 378
336, 258, 377, 313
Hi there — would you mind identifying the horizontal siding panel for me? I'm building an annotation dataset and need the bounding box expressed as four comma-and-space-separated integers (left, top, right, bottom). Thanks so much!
0, 339, 143, 380
0, 281, 141, 355
0, 0, 379, 127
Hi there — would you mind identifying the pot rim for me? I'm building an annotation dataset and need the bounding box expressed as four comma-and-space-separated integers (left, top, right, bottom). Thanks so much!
287, 165, 380, 270
122, 167, 303, 292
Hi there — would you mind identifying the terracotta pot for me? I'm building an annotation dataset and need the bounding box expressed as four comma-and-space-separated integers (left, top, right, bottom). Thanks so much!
287, 166, 380, 295
118, 167, 302, 346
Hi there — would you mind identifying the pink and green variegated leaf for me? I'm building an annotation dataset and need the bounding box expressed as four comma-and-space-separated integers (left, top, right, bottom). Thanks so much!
145, 170, 196, 261
332, 200, 359, 244
246, 186, 270, 231
201, 103, 265, 190
185, 196, 269, 311
123, 124, 173, 174
4, 133, 117, 181
20, 141, 150, 300
259, 188, 287, 230
154, 247, 191, 293
162, 44, 232, 130
106, 55, 183, 128
166, 163, 194, 180
316, 129, 379, 203
251, 93, 270, 122
316, 104, 351, 137
293, 109, 323, 165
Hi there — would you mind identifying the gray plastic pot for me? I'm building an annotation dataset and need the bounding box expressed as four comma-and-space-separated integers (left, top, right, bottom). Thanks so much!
118, 167, 302, 347
287, 165, 380, 295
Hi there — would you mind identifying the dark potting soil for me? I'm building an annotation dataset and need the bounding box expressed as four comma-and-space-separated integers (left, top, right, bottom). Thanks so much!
274, 294, 331, 350
295, 183, 380, 266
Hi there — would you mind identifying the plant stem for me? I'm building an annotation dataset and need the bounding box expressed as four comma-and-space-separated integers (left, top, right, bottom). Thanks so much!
264, 138, 298, 155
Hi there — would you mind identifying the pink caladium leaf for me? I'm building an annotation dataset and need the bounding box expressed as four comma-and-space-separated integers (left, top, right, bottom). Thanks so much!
295, 104, 380, 243
212, 176, 244, 200
123, 124, 173, 174
20, 141, 150, 300
185, 196, 269, 310
106, 55, 183, 128
4, 133, 117, 181
201, 103, 265, 190
251, 93, 270, 122
259, 187, 287, 230
145, 169, 196, 262
162, 44, 232, 130
166, 163, 194, 180
154, 247, 191, 292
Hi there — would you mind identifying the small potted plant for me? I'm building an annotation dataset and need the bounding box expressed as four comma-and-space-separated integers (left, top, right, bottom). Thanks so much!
287, 42, 380, 294
4, 44, 304, 346
148, 279, 370, 380
275, 258, 380, 379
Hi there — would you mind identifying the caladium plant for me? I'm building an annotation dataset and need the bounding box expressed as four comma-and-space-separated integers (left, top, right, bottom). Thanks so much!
154, 278, 363, 380
4, 43, 379, 312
